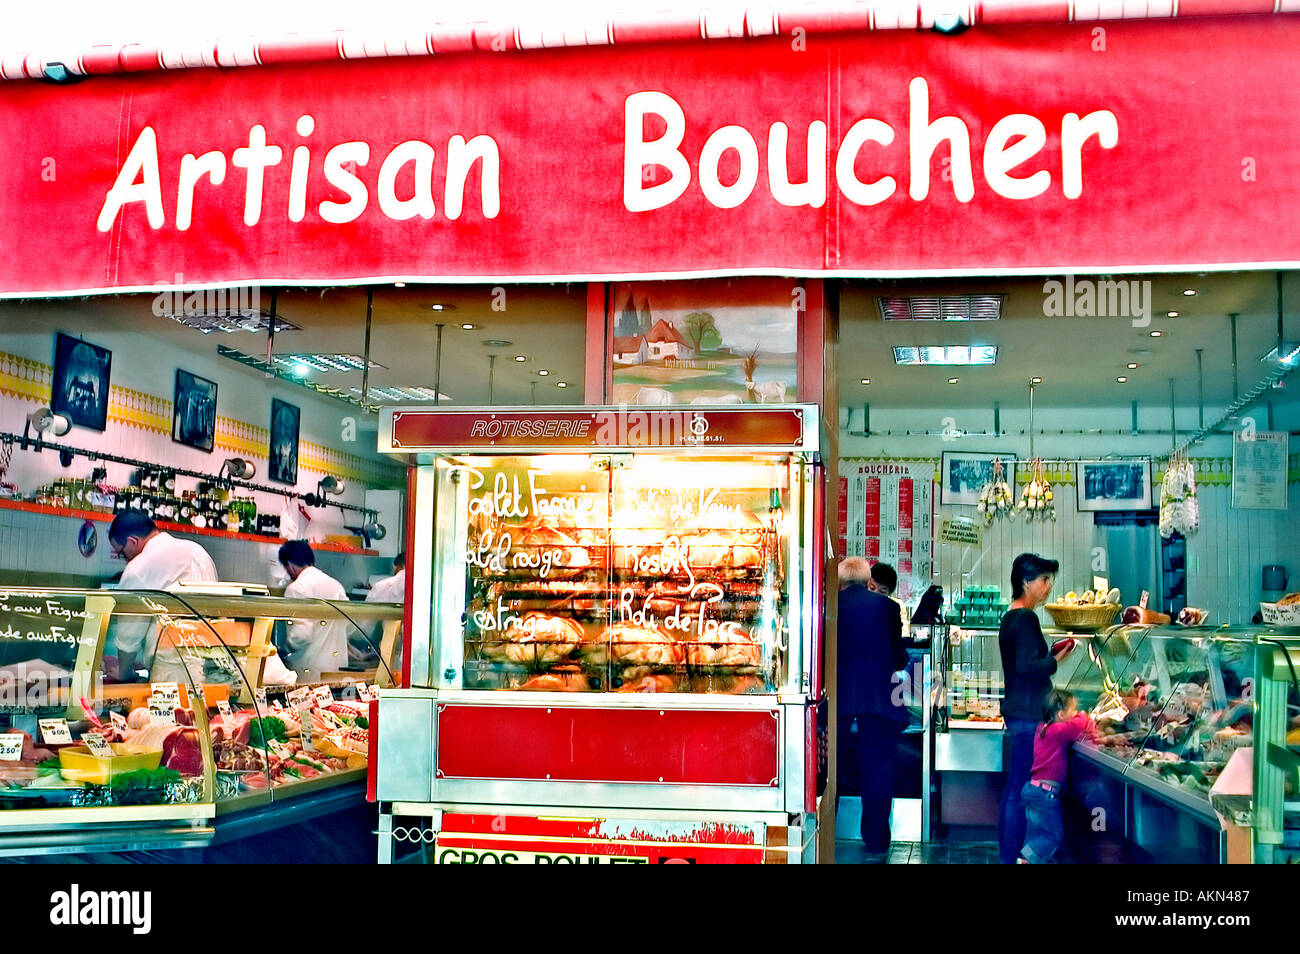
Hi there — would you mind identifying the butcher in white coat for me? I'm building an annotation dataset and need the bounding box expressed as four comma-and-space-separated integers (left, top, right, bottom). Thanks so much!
278, 540, 349, 683
364, 552, 406, 604
108, 511, 218, 680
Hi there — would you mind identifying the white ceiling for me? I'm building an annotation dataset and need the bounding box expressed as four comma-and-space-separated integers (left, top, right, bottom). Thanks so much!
838, 272, 1300, 412
8, 283, 590, 409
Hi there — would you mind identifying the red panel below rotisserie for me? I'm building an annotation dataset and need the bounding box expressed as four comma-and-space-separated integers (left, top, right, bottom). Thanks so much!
437, 704, 780, 786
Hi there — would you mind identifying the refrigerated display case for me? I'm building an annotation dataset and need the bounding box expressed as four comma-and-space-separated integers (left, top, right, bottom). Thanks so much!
1056, 623, 1299, 863
372, 405, 826, 863
0, 587, 400, 857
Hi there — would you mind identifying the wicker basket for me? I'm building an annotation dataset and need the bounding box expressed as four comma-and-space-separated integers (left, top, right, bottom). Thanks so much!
1045, 603, 1121, 632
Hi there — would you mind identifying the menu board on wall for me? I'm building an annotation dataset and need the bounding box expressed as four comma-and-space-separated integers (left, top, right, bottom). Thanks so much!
1232, 432, 1289, 510
839, 460, 935, 601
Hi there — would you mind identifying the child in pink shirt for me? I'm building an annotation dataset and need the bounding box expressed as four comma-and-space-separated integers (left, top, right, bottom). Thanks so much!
1019, 690, 1097, 864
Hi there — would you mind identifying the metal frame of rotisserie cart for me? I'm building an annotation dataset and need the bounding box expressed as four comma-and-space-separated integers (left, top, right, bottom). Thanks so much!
371, 404, 826, 863
0, 590, 401, 857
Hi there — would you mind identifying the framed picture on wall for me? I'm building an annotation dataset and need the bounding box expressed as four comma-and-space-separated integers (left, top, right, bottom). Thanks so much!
1077, 460, 1153, 511
268, 398, 300, 485
51, 332, 112, 431
940, 452, 1016, 507
172, 369, 218, 452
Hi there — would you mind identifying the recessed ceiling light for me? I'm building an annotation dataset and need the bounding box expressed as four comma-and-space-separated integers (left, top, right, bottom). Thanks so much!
514, 355, 528, 362
947, 377, 959, 384
556, 381, 569, 388
537, 369, 550, 376
292, 362, 311, 378
1150, 331, 1163, 337
1031, 376, 1042, 384
459, 323, 477, 330
860, 378, 871, 385
893, 345, 997, 366
394, 281, 406, 288
429, 303, 456, 311
1166, 311, 1179, 318
1182, 288, 1197, 296
482, 339, 512, 348
1127, 362, 1139, 369
1117, 376, 1128, 383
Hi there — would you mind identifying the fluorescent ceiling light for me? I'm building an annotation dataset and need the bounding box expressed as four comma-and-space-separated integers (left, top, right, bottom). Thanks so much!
168, 311, 299, 335
1261, 342, 1300, 366
349, 385, 449, 402
892, 345, 998, 366
878, 295, 1004, 321
272, 353, 386, 374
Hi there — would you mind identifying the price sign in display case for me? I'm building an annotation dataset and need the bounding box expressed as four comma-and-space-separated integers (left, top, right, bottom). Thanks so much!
373, 405, 827, 863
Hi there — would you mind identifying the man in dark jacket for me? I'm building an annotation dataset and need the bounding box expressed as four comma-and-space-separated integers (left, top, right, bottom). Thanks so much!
838, 557, 908, 854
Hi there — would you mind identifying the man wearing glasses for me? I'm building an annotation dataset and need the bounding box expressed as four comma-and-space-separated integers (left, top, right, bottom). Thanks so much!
106, 511, 218, 680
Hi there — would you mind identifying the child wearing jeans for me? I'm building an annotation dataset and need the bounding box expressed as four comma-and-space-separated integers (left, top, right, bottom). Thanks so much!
1019, 689, 1097, 864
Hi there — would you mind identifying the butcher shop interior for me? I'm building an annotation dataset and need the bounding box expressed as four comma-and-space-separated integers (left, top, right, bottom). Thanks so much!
0, 270, 1297, 864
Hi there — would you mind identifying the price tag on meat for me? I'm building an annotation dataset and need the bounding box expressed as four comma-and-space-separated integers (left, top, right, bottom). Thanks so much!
354, 683, 373, 703
1139, 590, 1150, 609
151, 682, 180, 706
110, 710, 128, 734
149, 702, 176, 726
0, 734, 23, 761
38, 718, 73, 745
313, 685, 335, 707
296, 701, 315, 752
82, 732, 112, 758
253, 686, 267, 708
215, 699, 231, 717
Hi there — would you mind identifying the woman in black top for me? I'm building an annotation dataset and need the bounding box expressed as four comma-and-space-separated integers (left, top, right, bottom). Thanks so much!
997, 553, 1074, 863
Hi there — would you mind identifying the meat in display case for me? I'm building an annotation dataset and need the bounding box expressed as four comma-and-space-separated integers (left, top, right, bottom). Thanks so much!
1053, 623, 1300, 863
373, 405, 825, 864
0, 588, 401, 857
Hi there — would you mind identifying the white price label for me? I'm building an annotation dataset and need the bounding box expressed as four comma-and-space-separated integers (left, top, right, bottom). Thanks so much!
355, 683, 373, 703
151, 682, 181, 706
110, 710, 128, 734
149, 702, 177, 726
38, 718, 74, 745
253, 686, 268, 708
287, 686, 312, 706
1093, 577, 1109, 596
82, 733, 113, 758
1139, 590, 1151, 609
0, 734, 24, 761
313, 685, 335, 707
215, 699, 232, 718
296, 702, 315, 752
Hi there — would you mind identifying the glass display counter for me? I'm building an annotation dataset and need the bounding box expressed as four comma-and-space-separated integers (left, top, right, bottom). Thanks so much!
0, 587, 401, 857
1056, 623, 1299, 863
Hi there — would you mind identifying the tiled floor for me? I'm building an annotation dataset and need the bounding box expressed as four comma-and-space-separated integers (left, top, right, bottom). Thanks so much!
835, 839, 1000, 864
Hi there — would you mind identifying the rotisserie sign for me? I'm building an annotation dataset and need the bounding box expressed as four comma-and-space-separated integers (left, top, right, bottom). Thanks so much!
388, 408, 806, 451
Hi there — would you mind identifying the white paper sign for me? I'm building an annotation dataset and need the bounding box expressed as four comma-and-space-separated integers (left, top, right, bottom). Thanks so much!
149, 702, 177, 726
82, 733, 113, 758
354, 683, 374, 703
296, 702, 315, 752
253, 686, 268, 708
0, 734, 24, 761
110, 710, 128, 734
215, 699, 232, 718
313, 685, 335, 708
151, 682, 181, 706
38, 718, 74, 745
1232, 431, 1289, 510
287, 686, 314, 708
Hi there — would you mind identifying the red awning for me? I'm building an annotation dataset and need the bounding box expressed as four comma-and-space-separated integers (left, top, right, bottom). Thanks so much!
3, 0, 1298, 81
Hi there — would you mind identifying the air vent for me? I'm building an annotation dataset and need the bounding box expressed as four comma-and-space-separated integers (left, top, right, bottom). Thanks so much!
878, 295, 1004, 321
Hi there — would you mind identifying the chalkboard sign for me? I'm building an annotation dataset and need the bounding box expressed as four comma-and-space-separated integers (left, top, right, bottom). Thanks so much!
0, 591, 91, 672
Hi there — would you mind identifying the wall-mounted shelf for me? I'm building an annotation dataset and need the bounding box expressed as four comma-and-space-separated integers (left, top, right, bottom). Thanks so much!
0, 498, 379, 555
